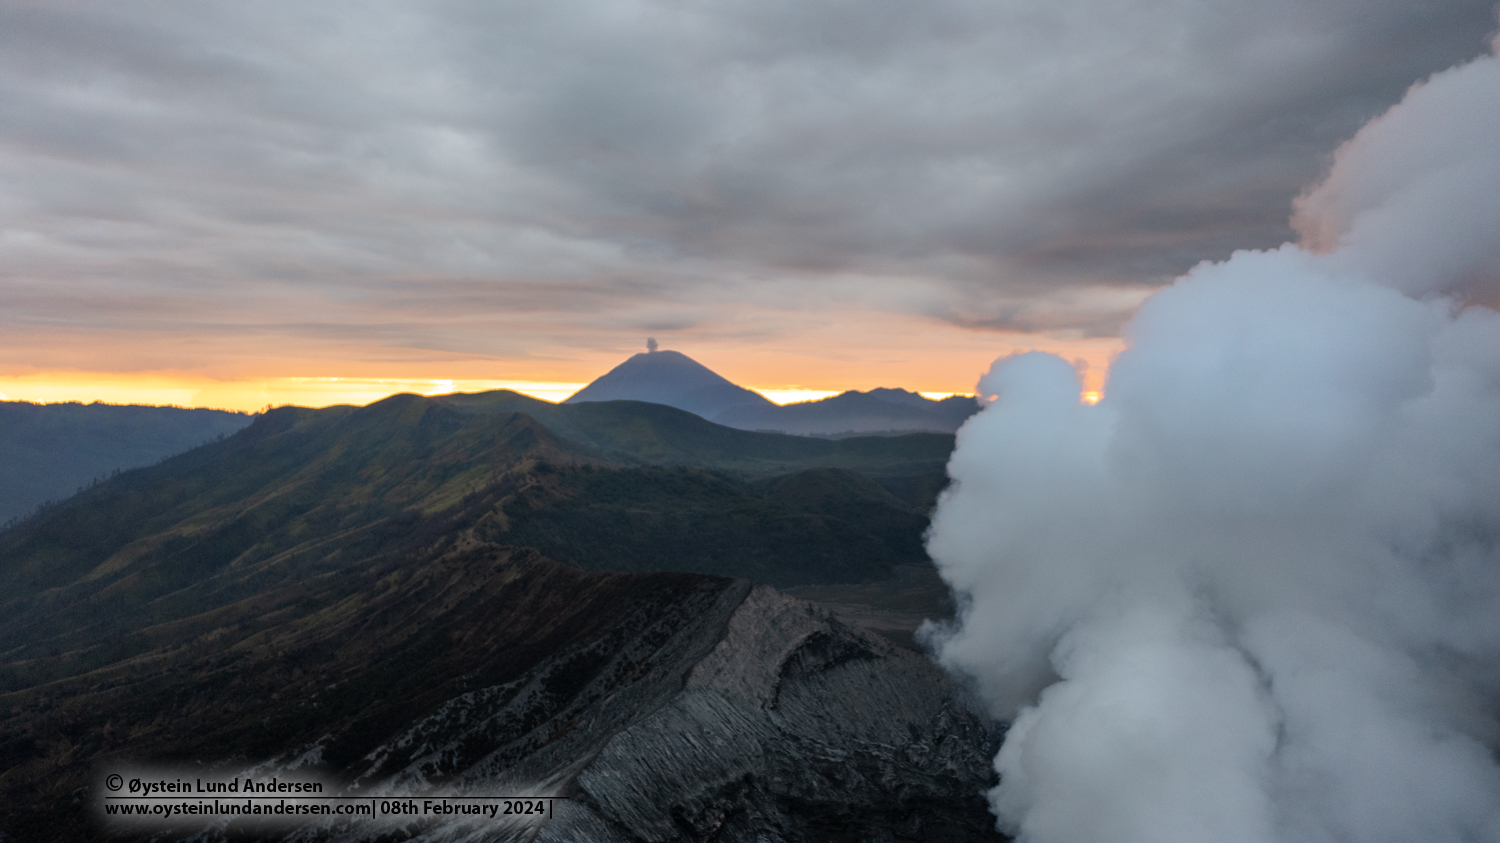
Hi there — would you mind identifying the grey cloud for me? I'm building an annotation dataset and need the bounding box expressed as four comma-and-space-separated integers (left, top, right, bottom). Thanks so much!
0, 0, 1493, 350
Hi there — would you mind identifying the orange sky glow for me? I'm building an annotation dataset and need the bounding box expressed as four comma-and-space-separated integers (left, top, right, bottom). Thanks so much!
0, 313, 1122, 413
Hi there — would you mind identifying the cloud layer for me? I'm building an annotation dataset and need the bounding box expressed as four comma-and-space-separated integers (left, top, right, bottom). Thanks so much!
0, 0, 1494, 377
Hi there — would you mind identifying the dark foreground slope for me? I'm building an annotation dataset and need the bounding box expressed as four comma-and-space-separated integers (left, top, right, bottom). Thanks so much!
0, 542, 732, 838
1, 542, 1002, 842
0, 400, 253, 523
540, 585, 1000, 843
0, 393, 994, 842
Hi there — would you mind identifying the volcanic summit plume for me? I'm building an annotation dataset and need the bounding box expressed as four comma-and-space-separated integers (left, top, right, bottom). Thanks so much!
928, 39, 1500, 843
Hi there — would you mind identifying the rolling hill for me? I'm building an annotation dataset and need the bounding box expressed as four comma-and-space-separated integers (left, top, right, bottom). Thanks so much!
0, 393, 949, 621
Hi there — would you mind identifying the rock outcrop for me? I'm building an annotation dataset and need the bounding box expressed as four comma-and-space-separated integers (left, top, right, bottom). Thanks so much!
545, 587, 1002, 843
276, 586, 1003, 843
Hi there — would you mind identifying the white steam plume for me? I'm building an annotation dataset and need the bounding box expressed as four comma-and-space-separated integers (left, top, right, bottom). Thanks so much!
929, 39, 1500, 843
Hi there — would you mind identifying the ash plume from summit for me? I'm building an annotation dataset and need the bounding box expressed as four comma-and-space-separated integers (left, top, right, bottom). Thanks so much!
928, 39, 1500, 843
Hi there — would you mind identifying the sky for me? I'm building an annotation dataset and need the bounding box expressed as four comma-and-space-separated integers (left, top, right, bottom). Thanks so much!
1, 0, 1494, 411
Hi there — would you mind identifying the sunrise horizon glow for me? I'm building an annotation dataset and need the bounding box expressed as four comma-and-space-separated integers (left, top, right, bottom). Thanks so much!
0, 372, 999, 414
1, 331, 1119, 413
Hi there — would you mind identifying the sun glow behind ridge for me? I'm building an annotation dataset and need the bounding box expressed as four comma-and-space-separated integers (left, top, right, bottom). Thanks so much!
757, 389, 841, 404
0, 374, 589, 412
0, 375, 980, 413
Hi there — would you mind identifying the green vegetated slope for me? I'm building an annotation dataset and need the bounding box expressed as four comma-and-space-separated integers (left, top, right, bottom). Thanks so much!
0, 397, 576, 673
435, 389, 956, 476
475, 463, 930, 585
0, 390, 962, 840
0, 392, 947, 617
0, 391, 951, 669
0, 400, 253, 524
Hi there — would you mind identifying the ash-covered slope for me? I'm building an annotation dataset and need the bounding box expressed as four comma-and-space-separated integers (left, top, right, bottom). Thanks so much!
542, 586, 1002, 843
237, 582, 1002, 843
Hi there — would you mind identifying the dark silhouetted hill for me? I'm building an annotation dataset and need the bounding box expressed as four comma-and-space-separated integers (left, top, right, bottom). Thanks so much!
715, 388, 980, 436
0, 542, 1001, 843
0, 401, 253, 524
564, 349, 774, 418
437, 389, 956, 477
563, 349, 978, 435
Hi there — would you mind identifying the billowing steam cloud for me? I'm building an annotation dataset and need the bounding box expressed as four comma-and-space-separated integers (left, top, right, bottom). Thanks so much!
928, 38, 1500, 843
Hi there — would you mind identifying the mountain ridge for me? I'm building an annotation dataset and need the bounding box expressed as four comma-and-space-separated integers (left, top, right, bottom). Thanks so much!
563, 348, 980, 435
716, 387, 980, 436
0, 391, 952, 654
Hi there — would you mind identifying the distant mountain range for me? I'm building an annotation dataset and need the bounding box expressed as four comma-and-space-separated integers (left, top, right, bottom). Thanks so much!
0, 353, 970, 525
0, 401, 253, 524
715, 387, 980, 436
566, 348, 980, 436
0, 391, 998, 841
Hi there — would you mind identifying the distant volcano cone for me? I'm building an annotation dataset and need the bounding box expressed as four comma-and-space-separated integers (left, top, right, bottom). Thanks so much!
564, 349, 774, 418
